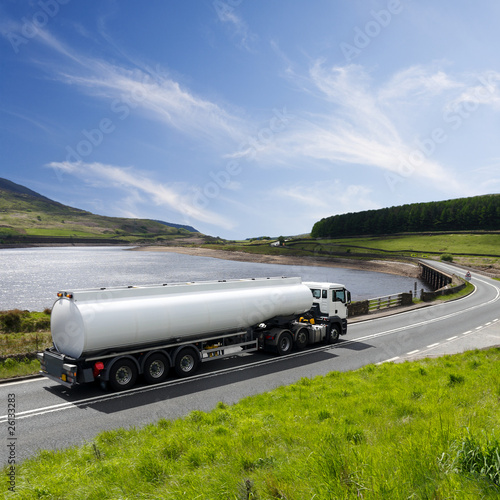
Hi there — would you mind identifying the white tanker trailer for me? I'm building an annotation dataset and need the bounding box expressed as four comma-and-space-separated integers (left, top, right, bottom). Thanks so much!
38, 277, 350, 391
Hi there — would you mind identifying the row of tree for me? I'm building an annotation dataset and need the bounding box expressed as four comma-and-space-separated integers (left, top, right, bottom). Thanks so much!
311, 195, 500, 238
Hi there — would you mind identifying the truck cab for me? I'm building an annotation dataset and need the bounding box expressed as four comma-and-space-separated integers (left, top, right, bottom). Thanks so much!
304, 281, 351, 327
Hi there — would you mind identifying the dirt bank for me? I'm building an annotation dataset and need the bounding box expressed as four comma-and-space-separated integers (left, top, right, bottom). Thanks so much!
133, 246, 420, 278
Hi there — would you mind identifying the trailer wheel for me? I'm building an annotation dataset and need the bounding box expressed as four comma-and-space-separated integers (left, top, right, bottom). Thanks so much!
276, 330, 293, 356
294, 328, 309, 350
174, 348, 199, 377
108, 359, 138, 391
144, 353, 169, 384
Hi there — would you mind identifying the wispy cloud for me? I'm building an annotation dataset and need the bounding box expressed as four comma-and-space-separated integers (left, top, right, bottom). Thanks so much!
215, 4, 258, 51
241, 61, 500, 196
266, 181, 379, 235
22, 27, 246, 147
272, 181, 377, 215
46, 161, 236, 229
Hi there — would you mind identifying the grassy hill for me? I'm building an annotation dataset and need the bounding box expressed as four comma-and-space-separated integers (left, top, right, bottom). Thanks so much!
0, 178, 200, 245
201, 232, 500, 277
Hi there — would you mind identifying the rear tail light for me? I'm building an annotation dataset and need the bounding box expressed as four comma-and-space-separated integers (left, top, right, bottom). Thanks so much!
93, 361, 105, 378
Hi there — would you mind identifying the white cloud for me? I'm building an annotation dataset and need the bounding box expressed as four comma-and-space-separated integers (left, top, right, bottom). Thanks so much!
271, 181, 378, 223
447, 71, 500, 110
55, 63, 244, 145
46, 161, 236, 229
21, 27, 246, 147
214, 4, 258, 51
244, 62, 477, 195
378, 64, 461, 103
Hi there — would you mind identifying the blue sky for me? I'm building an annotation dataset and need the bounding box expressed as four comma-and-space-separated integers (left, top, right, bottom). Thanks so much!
1, 1, 500, 239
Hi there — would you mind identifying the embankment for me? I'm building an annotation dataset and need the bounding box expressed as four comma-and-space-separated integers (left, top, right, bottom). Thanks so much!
133, 245, 420, 277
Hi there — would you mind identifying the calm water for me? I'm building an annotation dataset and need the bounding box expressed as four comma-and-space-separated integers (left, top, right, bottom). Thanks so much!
0, 247, 431, 311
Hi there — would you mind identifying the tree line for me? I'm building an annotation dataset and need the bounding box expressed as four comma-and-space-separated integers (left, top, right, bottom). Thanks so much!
311, 194, 500, 238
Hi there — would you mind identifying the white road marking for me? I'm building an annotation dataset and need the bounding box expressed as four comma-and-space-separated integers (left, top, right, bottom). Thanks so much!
0, 377, 45, 387
377, 356, 400, 365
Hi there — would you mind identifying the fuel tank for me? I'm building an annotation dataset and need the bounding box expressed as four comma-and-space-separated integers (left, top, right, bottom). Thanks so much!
50, 277, 313, 358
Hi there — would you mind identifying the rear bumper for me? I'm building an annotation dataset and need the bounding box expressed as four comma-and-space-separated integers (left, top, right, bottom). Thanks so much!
37, 349, 78, 387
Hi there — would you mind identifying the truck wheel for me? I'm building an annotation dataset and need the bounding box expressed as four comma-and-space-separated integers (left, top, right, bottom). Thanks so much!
276, 330, 293, 356
294, 328, 309, 350
326, 324, 340, 344
108, 359, 138, 391
174, 348, 199, 377
144, 353, 169, 384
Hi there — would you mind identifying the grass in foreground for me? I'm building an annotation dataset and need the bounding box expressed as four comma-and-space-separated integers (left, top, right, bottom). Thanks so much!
3, 348, 500, 499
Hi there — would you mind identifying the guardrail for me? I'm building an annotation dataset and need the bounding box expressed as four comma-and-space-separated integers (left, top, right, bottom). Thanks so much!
348, 292, 413, 317
368, 293, 405, 311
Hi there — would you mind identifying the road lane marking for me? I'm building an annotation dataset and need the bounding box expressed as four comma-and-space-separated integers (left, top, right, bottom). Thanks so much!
407, 350, 420, 355
0, 377, 45, 387
446, 336, 457, 341
427, 343, 440, 348
463, 331, 472, 335
377, 356, 400, 365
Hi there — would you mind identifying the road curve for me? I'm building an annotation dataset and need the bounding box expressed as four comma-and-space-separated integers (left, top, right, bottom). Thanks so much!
1, 261, 499, 466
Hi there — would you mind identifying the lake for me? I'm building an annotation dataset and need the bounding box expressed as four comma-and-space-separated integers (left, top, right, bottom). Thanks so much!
0, 247, 431, 311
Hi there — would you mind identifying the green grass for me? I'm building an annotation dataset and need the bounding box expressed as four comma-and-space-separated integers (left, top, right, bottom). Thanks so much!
3, 348, 500, 499
206, 233, 500, 259
0, 358, 40, 379
310, 233, 500, 256
434, 281, 475, 301
208, 233, 500, 276
23, 228, 109, 237
0, 310, 52, 379
0, 186, 199, 242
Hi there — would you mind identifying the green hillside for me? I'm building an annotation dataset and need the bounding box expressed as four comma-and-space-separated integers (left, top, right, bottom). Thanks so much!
0, 178, 199, 244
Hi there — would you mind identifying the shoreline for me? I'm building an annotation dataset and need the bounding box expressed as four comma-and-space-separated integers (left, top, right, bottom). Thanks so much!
133, 246, 421, 278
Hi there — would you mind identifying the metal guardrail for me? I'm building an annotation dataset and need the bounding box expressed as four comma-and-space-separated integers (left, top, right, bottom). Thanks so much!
368, 293, 404, 311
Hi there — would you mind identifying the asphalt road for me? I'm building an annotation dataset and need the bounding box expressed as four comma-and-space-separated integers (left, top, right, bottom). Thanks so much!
1, 260, 499, 467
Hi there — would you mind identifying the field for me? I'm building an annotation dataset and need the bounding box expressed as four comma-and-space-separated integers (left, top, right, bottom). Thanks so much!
206, 233, 500, 276
3, 348, 500, 499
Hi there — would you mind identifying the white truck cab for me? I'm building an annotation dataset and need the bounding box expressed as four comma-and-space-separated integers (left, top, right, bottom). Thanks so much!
304, 282, 351, 319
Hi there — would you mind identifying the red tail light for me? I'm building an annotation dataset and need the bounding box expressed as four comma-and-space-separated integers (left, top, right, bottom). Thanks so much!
93, 362, 105, 378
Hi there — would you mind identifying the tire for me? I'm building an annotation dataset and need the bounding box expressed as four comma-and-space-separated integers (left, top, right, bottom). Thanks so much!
108, 358, 138, 391
276, 330, 293, 356
143, 353, 169, 384
326, 324, 340, 344
294, 328, 309, 350
174, 347, 199, 377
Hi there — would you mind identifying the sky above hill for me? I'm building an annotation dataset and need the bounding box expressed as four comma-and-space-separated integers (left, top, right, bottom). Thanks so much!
2, 1, 500, 239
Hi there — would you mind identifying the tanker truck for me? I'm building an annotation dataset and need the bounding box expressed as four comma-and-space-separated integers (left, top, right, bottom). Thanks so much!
37, 277, 350, 391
